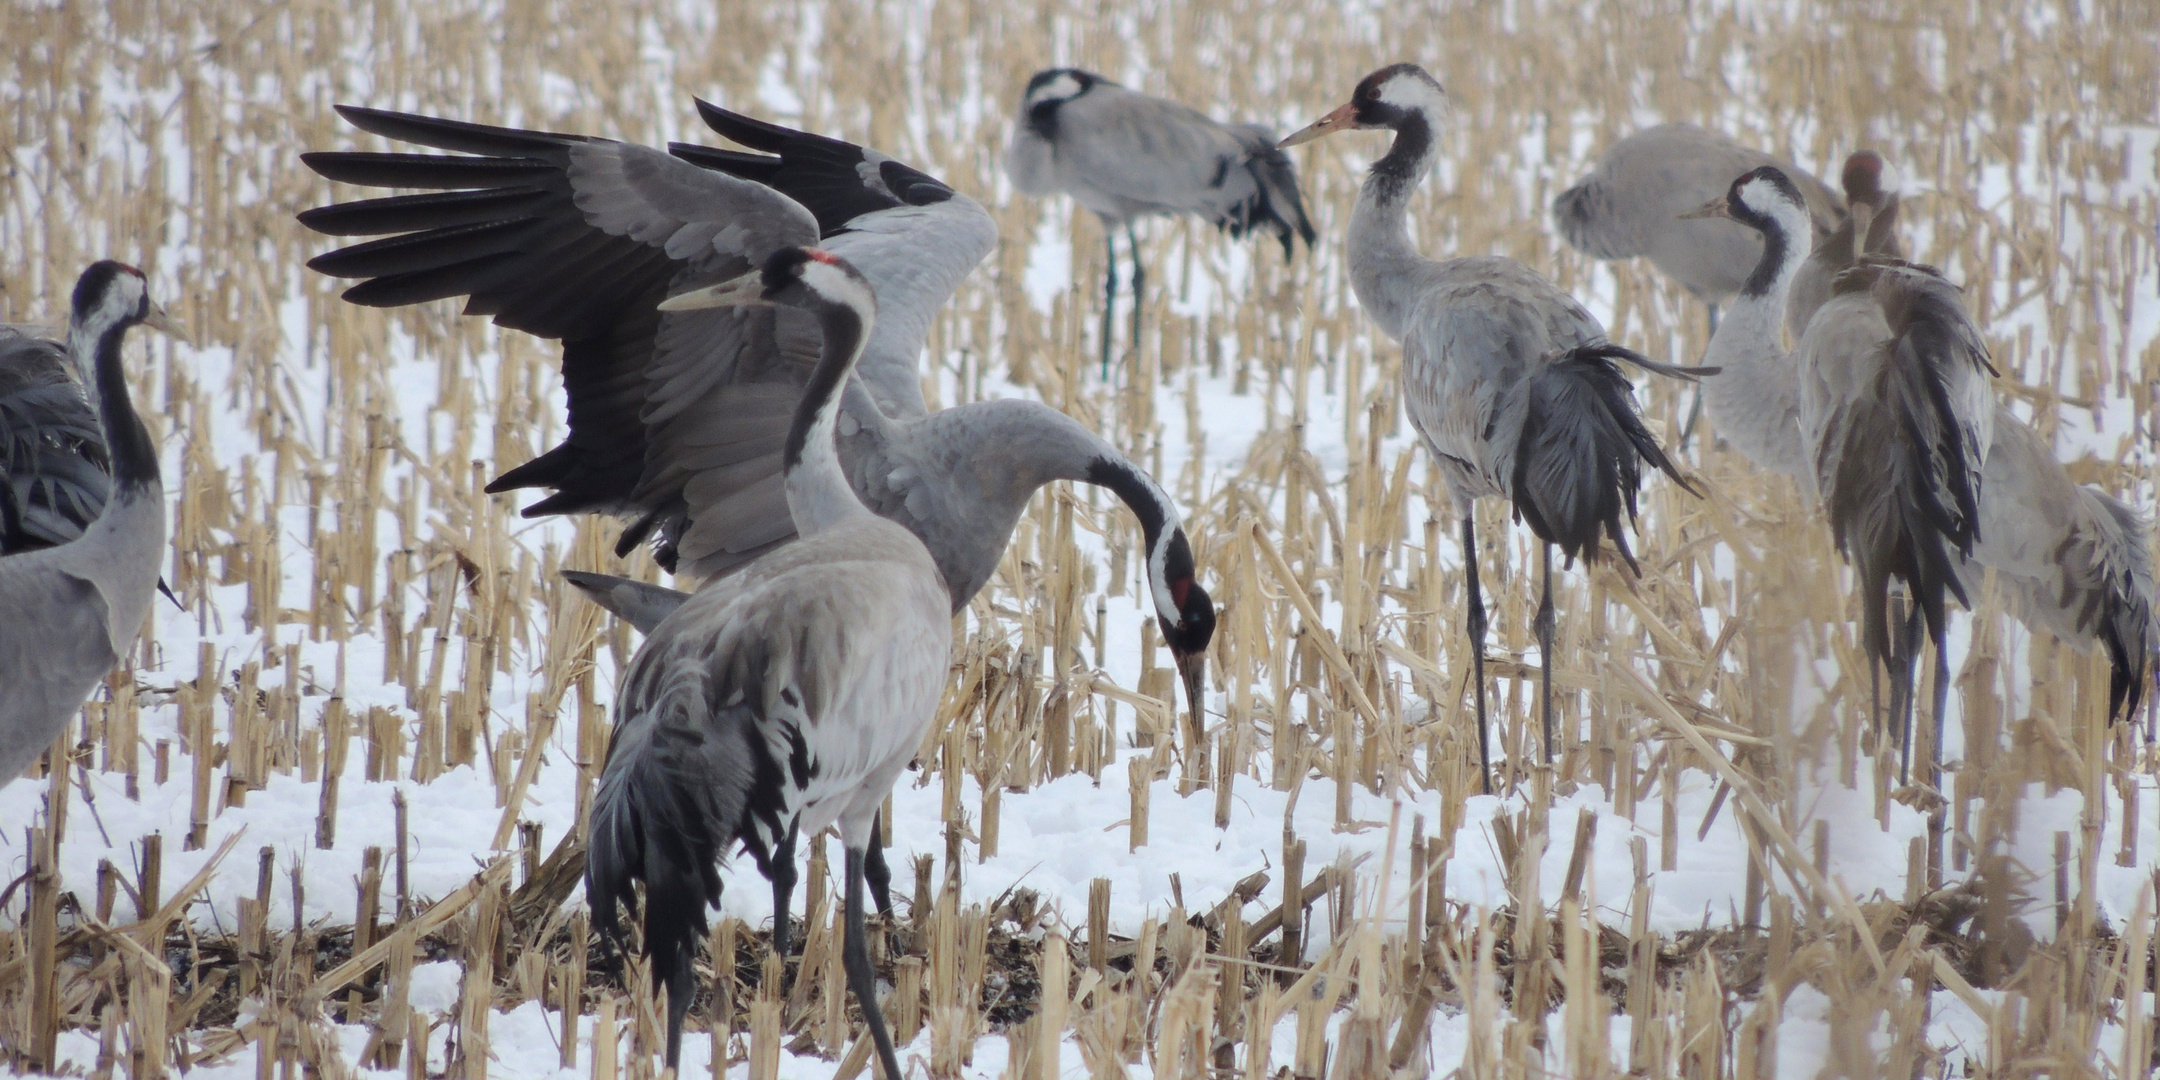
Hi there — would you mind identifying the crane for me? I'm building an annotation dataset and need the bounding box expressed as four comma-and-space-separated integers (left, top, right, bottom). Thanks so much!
1005, 67, 1315, 376
1282, 63, 1706, 792
589, 245, 950, 1078
0, 262, 176, 788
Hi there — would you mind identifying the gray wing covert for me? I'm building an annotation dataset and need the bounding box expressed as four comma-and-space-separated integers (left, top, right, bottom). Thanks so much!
1055, 88, 1257, 215
0, 330, 110, 553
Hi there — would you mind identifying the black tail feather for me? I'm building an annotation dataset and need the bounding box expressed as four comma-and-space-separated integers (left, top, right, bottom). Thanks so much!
2078, 489, 2154, 720
1510, 342, 1694, 574
1221, 128, 1317, 259
1824, 261, 1990, 684
587, 700, 785, 1068
1826, 361, 1982, 686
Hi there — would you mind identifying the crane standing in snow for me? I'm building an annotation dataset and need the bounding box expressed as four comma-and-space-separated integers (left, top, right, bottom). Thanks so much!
588, 245, 950, 1079
0, 262, 177, 788
1282, 64, 1707, 792
1005, 67, 1316, 377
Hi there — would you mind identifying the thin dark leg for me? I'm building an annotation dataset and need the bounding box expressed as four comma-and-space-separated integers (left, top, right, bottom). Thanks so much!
768, 825, 798, 966
1099, 229, 1117, 380
1536, 541, 1556, 765
1463, 513, 1492, 795
1926, 621, 1951, 888
1870, 662, 1884, 743
845, 847, 904, 1080
864, 812, 894, 918
1894, 600, 1923, 785
1127, 224, 1146, 361
1677, 303, 1718, 452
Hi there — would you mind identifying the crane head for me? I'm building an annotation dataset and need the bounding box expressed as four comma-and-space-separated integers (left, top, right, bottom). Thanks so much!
1020, 68, 1103, 111
1681, 166, 1809, 236
1279, 63, 1447, 148
659, 247, 877, 327
71, 261, 183, 341
1159, 574, 1216, 746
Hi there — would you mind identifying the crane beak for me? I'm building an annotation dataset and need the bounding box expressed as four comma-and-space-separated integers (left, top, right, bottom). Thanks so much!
1278, 103, 1358, 149
1848, 200, 1877, 249
658, 272, 770, 311
140, 301, 188, 341
1172, 646, 1207, 746
1677, 196, 1732, 221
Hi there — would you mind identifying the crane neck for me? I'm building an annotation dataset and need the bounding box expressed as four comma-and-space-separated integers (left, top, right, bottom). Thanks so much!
1736, 197, 1813, 302
1708, 197, 1813, 373
1082, 454, 1193, 627
785, 301, 879, 537
67, 314, 159, 492
1346, 114, 1440, 341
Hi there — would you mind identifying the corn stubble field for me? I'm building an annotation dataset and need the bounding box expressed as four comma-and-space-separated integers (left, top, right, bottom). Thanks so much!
3, 0, 2158, 1076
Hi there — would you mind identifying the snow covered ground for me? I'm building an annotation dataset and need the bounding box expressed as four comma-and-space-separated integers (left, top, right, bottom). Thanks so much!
3, 0, 2157, 1075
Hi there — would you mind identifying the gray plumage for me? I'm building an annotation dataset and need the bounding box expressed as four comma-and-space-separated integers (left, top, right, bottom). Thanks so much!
1969, 414, 2154, 716
1006, 68, 1314, 251
1006, 67, 1315, 373
0, 262, 173, 787
1799, 256, 1995, 776
1283, 64, 1703, 791
1689, 167, 1827, 477
299, 104, 1215, 734
1705, 161, 2152, 718
1553, 123, 1843, 311
562, 569, 684, 635
1, 325, 111, 552
587, 248, 948, 1079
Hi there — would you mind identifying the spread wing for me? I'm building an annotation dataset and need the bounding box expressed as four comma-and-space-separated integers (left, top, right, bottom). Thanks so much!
300, 104, 993, 580
300, 105, 819, 531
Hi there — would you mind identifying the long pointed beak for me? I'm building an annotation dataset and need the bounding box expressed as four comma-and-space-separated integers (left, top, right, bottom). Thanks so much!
1172, 647, 1207, 747
140, 301, 187, 340
1278, 103, 1358, 149
1848, 200, 1877, 249
1676, 195, 1731, 221
658, 272, 769, 312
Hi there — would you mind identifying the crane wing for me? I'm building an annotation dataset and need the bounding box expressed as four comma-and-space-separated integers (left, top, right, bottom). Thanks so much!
0, 330, 111, 552
300, 105, 993, 581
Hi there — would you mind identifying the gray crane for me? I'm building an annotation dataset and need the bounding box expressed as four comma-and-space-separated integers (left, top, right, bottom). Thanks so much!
0, 262, 176, 787
300, 105, 1214, 955
1553, 123, 1843, 447
1553, 123, 1843, 329
1688, 150, 1902, 478
1004, 67, 1316, 376
1281, 64, 1706, 792
300, 104, 1212, 737
1698, 162, 2152, 723
1801, 253, 1996, 781
588, 246, 951, 1079
562, 564, 912, 952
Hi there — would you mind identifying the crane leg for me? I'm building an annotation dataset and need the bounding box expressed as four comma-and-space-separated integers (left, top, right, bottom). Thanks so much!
1676, 303, 1719, 453
863, 812, 894, 918
1099, 230, 1118, 380
1127, 224, 1146, 363
1536, 541, 1556, 765
1926, 621, 1950, 889
769, 826, 798, 969
1893, 599, 1923, 785
1463, 513, 1493, 795
844, 846, 905, 1080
